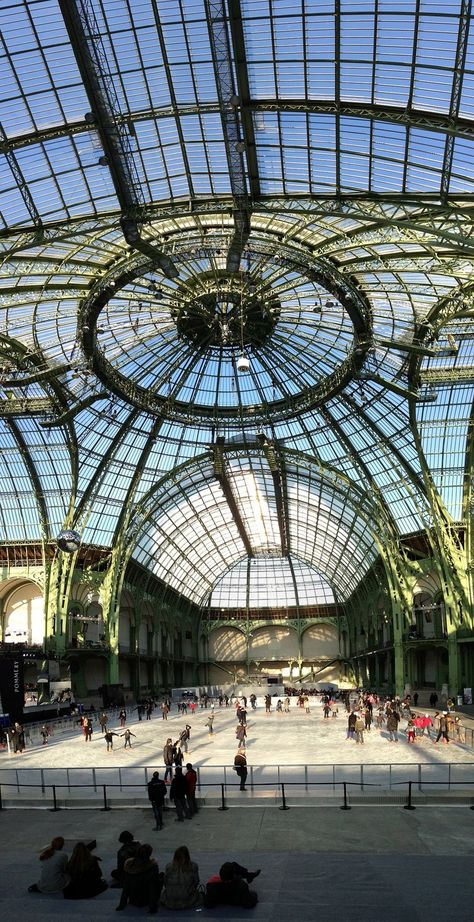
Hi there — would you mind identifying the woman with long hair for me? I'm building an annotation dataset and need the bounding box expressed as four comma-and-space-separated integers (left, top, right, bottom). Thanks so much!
63, 842, 107, 900
161, 845, 202, 909
28, 836, 70, 893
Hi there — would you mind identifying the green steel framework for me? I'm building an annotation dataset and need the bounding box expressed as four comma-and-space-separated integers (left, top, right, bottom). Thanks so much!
0, 0, 473, 697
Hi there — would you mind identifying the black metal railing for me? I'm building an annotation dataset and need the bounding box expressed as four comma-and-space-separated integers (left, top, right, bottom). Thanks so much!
1, 778, 474, 813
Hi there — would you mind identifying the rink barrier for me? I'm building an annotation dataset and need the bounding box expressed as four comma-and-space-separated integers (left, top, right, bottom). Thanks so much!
1, 760, 474, 796
1, 778, 474, 812
0, 754, 474, 796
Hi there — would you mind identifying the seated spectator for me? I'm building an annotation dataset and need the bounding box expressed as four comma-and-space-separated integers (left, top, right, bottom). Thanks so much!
204, 861, 260, 908
161, 845, 202, 909
116, 844, 163, 914
111, 830, 140, 887
28, 836, 70, 894
63, 842, 107, 899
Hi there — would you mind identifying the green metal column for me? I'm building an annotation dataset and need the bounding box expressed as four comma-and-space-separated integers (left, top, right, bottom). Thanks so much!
375, 654, 380, 691
393, 640, 404, 695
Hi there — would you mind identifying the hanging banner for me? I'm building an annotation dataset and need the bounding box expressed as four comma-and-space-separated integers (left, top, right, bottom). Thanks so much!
0, 655, 25, 721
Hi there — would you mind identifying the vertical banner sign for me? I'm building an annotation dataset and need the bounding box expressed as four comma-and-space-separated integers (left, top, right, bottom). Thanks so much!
0, 655, 25, 721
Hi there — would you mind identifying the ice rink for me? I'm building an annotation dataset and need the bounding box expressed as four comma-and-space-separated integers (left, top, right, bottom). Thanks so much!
1, 699, 473, 804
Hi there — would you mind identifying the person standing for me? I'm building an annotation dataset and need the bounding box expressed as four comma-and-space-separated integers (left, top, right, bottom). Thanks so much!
434, 712, 450, 744
185, 762, 198, 815
41, 725, 50, 745
160, 701, 169, 720
236, 723, 247, 748
147, 771, 167, 830
347, 710, 357, 740
354, 713, 365, 744
386, 708, 400, 743
99, 712, 108, 734
15, 722, 26, 752
173, 741, 184, 768
163, 738, 174, 783
207, 713, 215, 736
179, 724, 191, 753
264, 694, 271, 715
120, 728, 136, 748
234, 749, 248, 791
84, 718, 93, 742
118, 708, 127, 727
169, 766, 191, 821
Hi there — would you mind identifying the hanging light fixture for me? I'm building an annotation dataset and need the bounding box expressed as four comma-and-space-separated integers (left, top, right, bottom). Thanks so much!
237, 264, 250, 372
237, 353, 250, 372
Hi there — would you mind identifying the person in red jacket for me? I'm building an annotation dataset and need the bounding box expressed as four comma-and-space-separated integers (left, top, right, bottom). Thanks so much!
204, 862, 260, 909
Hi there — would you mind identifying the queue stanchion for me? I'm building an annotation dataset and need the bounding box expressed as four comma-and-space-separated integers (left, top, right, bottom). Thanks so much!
51, 784, 60, 812
404, 780, 416, 810
101, 784, 111, 811
218, 783, 228, 811
340, 781, 351, 810
279, 782, 290, 811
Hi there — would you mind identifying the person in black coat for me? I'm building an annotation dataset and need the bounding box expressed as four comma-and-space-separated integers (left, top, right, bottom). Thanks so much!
147, 771, 167, 830
111, 831, 140, 887
234, 749, 248, 790
172, 741, 184, 767
163, 737, 174, 782
116, 844, 163, 914
63, 842, 107, 899
169, 766, 191, 821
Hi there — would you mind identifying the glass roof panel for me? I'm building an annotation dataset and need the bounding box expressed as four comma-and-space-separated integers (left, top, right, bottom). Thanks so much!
210, 556, 336, 609
0, 0, 473, 611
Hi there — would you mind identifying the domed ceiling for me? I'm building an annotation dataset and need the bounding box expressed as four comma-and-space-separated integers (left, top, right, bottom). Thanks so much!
0, 0, 473, 606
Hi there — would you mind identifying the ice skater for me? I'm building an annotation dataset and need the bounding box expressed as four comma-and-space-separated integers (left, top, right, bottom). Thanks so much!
105, 729, 119, 751
121, 728, 136, 748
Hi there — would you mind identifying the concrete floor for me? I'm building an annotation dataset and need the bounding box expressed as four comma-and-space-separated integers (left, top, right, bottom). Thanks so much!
3, 804, 474, 921
2, 702, 474, 920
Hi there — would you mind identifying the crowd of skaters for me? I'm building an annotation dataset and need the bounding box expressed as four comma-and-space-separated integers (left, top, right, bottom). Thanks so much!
341, 692, 467, 746
2, 686, 470, 762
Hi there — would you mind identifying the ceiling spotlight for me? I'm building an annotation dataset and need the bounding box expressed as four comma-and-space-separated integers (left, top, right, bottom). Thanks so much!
154, 289, 164, 300
229, 94, 240, 107
235, 141, 246, 153
98, 155, 109, 166
237, 352, 250, 373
